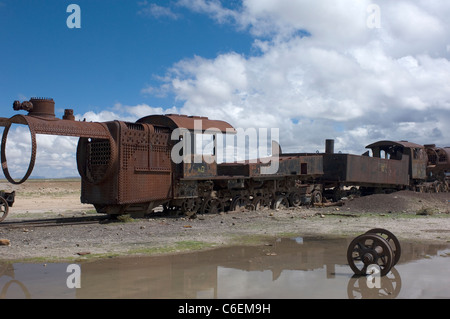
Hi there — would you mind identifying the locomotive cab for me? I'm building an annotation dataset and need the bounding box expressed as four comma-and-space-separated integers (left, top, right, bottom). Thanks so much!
366, 140, 427, 182
138, 114, 236, 180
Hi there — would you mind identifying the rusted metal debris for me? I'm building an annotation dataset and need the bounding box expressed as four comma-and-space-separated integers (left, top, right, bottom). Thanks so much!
347, 228, 401, 276
0, 97, 448, 220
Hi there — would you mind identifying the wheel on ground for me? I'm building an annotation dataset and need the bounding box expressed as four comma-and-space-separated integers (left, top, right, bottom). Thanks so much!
181, 198, 201, 217
200, 198, 225, 214
347, 233, 394, 276
288, 192, 301, 207
271, 195, 289, 210
252, 196, 269, 211
230, 196, 249, 212
311, 190, 323, 204
365, 228, 401, 266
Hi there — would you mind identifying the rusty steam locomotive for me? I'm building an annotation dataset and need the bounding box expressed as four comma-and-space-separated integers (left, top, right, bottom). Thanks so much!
0, 97, 449, 218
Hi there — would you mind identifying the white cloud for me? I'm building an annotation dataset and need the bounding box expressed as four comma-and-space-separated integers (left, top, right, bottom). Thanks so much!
3, 0, 450, 180
177, 0, 241, 24
76, 103, 179, 123
152, 0, 450, 154
0, 125, 79, 179
138, 1, 180, 20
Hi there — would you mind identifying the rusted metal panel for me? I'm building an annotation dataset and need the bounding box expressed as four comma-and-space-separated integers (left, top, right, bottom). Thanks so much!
79, 121, 121, 205
118, 121, 172, 204
411, 158, 427, 180
425, 145, 450, 180
366, 140, 427, 181
173, 180, 198, 199
366, 140, 424, 150
247, 155, 323, 178
137, 114, 235, 133
217, 163, 250, 177
183, 155, 217, 179
322, 154, 410, 186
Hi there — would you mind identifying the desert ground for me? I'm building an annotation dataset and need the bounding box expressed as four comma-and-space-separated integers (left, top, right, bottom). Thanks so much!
0, 179, 449, 262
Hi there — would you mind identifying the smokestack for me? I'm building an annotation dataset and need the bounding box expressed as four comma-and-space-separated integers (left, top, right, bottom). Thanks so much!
325, 139, 334, 154
13, 97, 55, 119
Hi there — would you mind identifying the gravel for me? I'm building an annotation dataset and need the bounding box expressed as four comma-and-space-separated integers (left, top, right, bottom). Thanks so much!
0, 180, 449, 262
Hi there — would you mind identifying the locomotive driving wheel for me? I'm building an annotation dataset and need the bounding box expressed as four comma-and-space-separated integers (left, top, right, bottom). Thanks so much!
288, 192, 301, 207
311, 190, 323, 204
230, 196, 249, 212
252, 196, 270, 211
181, 198, 201, 217
200, 197, 225, 214
347, 233, 394, 276
271, 195, 289, 210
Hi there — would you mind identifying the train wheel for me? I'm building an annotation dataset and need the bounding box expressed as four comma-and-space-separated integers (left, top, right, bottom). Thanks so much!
311, 190, 323, 204
230, 196, 249, 212
271, 195, 289, 210
288, 192, 301, 207
252, 196, 269, 211
0, 197, 8, 222
347, 233, 394, 276
366, 228, 401, 266
200, 198, 225, 214
181, 199, 201, 217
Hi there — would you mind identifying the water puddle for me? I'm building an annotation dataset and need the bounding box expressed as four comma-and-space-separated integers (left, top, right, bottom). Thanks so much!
1, 237, 449, 299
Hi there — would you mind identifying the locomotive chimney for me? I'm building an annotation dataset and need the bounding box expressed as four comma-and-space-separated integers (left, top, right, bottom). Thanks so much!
325, 139, 334, 154
13, 97, 55, 119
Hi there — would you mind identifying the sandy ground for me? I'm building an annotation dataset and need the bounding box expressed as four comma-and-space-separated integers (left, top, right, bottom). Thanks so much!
0, 179, 449, 262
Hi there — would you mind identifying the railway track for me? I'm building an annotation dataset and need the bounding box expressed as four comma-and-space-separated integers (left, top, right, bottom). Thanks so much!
0, 215, 110, 229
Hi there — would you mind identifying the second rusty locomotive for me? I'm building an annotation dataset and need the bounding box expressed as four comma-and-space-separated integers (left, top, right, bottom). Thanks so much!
0, 97, 448, 218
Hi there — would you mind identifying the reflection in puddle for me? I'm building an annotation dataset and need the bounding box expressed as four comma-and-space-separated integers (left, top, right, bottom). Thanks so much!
1, 237, 449, 299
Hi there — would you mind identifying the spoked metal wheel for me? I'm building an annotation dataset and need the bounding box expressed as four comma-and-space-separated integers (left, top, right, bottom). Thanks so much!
271, 195, 289, 210
365, 228, 401, 266
230, 196, 249, 212
288, 192, 301, 207
252, 196, 270, 211
0, 197, 9, 222
311, 190, 323, 204
347, 233, 394, 276
200, 198, 225, 214
181, 198, 201, 217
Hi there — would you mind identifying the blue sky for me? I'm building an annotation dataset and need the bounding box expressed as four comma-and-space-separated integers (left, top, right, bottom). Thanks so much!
1, 0, 450, 179
0, 0, 253, 118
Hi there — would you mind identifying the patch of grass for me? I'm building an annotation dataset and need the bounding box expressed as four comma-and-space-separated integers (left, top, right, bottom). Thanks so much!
416, 207, 438, 216
3, 251, 129, 263
127, 240, 216, 255
116, 214, 134, 223
230, 234, 279, 246
274, 232, 300, 238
